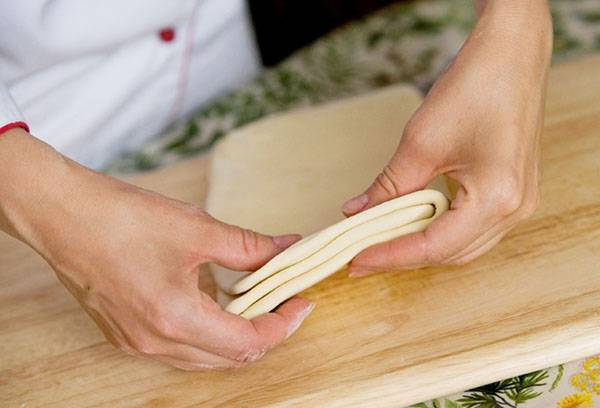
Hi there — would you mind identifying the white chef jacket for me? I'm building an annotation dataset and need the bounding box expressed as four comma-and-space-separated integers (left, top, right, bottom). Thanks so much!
0, 0, 261, 168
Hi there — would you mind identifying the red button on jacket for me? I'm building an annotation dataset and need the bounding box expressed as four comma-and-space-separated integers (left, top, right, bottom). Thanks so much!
159, 27, 176, 42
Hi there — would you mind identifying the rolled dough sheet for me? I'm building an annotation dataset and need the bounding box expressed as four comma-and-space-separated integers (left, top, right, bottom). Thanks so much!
206, 84, 449, 316
228, 190, 449, 319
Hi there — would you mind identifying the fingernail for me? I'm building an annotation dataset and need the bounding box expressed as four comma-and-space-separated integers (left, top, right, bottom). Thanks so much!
286, 302, 315, 339
342, 193, 369, 215
244, 347, 267, 363
348, 267, 368, 278
273, 234, 301, 249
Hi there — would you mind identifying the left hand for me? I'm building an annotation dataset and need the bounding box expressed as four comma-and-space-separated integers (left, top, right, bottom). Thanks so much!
342, 1, 553, 274
0, 130, 314, 371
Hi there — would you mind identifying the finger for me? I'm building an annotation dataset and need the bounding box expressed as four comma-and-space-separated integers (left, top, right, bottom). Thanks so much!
445, 218, 513, 264
451, 233, 506, 265
347, 198, 486, 275
179, 295, 314, 363
342, 141, 436, 216
141, 339, 244, 370
443, 184, 524, 264
250, 296, 315, 347
203, 218, 301, 271
144, 352, 239, 371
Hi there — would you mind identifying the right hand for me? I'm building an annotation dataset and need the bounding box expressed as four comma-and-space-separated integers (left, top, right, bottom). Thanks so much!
0, 129, 314, 370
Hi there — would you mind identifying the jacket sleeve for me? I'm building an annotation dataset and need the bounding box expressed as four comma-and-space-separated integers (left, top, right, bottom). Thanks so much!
0, 83, 29, 135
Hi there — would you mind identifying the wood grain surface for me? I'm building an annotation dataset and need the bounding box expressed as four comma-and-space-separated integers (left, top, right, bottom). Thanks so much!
1, 55, 599, 408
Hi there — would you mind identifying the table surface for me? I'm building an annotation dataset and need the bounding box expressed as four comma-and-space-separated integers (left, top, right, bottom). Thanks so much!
1, 55, 599, 408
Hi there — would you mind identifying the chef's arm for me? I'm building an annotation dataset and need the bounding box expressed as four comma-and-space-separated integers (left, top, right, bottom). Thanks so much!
343, 0, 552, 272
0, 129, 60, 240
0, 127, 313, 370
474, 0, 549, 19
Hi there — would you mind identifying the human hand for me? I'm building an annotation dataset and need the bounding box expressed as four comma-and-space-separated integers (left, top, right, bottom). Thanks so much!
341, 1, 552, 274
0, 130, 313, 370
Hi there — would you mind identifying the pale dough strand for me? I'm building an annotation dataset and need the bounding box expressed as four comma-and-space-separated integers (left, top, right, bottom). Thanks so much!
225, 189, 449, 319
226, 204, 434, 315
229, 189, 448, 295
240, 220, 432, 319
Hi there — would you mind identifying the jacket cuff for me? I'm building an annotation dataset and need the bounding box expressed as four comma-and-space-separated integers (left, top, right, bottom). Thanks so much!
0, 121, 29, 136
1, 85, 29, 136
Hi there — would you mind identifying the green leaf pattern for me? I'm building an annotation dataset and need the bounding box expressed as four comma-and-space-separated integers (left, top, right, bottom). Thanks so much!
105, 0, 600, 174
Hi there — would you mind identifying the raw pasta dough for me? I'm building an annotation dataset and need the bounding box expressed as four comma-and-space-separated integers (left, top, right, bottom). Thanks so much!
206, 84, 450, 318
227, 190, 448, 319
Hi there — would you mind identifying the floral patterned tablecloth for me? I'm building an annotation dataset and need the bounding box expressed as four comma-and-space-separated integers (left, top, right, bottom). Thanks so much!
107, 1, 600, 406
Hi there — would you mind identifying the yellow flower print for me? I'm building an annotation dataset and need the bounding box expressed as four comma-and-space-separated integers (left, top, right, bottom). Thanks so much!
580, 356, 600, 396
591, 371, 600, 383
570, 356, 600, 400
584, 357, 600, 373
573, 373, 593, 392
557, 392, 593, 408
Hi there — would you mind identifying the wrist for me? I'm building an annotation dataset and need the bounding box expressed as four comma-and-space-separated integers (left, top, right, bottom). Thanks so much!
0, 130, 74, 247
461, 0, 553, 89
477, 0, 551, 18
477, 0, 553, 59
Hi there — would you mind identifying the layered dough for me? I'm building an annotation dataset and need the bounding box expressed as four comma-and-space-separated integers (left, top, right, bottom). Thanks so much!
206, 83, 450, 319
226, 190, 448, 319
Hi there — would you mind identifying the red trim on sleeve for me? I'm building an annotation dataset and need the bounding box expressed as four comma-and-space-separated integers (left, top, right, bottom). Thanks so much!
0, 121, 29, 136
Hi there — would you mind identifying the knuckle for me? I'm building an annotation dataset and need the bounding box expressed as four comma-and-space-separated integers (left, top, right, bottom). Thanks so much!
149, 302, 182, 340
401, 118, 435, 157
425, 247, 447, 264
497, 193, 522, 217
240, 228, 260, 256
144, 296, 185, 339
187, 211, 219, 258
180, 202, 212, 223
153, 314, 180, 339
402, 116, 426, 141
492, 175, 524, 217
191, 207, 210, 220
421, 231, 454, 265
374, 165, 401, 197
129, 335, 158, 355
422, 241, 448, 265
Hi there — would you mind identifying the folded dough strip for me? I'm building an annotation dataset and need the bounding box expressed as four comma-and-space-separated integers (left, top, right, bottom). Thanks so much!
238, 220, 434, 319
229, 189, 448, 295
225, 204, 435, 315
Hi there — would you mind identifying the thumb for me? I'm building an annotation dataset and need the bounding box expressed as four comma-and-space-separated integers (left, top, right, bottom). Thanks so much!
342, 141, 436, 216
203, 218, 300, 271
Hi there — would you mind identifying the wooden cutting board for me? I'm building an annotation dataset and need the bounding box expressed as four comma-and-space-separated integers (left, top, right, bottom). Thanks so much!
1, 55, 599, 408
